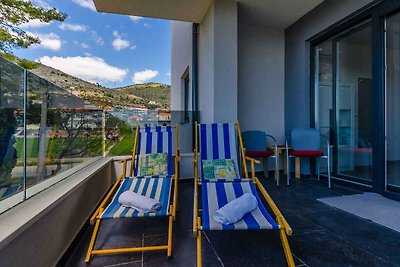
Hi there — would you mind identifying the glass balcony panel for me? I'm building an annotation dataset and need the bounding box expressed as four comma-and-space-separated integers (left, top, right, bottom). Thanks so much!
0, 57, 25, 201
26, 72, 104, 189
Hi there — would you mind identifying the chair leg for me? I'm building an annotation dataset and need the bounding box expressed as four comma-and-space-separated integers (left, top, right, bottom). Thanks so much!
317, 158, 320, 181
276, 216, 295, 267
286, 156, 290, 186
274, 156, 279, 186
264, 158, 268, 178
197, 217, 202, 267
327, 156, 331, 188
279, 227, 295, 267
173, 176, 179, 219
167, 212, 173, 257
85, 213, 102, 263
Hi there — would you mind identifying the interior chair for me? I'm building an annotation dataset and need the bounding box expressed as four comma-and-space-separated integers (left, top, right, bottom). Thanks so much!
86, 125, 180, 263
242, 130, 279, 185
193, 122, 294, 267
285, 128, 331, 187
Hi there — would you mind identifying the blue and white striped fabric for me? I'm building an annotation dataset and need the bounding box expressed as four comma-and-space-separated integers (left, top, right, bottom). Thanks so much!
201, 180, 279, 230
134, 126, 173, 177
100, 177, 171, 219
198, 123, 240, 181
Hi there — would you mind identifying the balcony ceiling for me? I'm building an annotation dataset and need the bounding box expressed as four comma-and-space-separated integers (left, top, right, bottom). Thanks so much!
238, 0, 324, 28
94, 0, 324, 27
93, 0, 212, 23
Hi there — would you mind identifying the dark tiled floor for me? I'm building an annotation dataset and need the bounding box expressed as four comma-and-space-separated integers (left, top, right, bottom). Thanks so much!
64, 177, 400, 267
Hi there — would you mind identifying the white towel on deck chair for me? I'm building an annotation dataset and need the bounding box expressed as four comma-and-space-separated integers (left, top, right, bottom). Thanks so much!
213, 193, 258, 225
118, 191, 161, 212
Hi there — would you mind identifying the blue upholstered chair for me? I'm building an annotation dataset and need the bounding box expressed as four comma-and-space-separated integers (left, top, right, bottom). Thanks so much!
242, 131, 279, 185
286, 128, 331, 188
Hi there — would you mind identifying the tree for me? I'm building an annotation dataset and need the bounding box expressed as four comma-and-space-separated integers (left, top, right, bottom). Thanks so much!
0, 0, 66, 53
0, 108, 17, 187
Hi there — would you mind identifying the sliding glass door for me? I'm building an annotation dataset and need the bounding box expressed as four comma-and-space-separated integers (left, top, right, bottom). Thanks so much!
314, 22, 373, 185
312, 1, 400, 196
335, 24, 373, 182
386, 11, 400, 192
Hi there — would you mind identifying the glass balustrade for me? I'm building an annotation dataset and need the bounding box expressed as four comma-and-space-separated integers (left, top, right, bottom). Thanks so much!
0, 56, 194, 212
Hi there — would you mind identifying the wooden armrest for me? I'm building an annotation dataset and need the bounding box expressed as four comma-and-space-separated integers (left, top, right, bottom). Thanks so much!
245, 156, 260, 164
117, 157, 132, 164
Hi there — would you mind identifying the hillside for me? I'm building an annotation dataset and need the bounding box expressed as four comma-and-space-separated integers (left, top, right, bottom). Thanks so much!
114, 83, 171, 109
30, 64, 171, 110
1, 55, 171, 110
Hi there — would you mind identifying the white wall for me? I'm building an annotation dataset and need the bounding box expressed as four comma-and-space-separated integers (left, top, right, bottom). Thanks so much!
171, 21, 192, 111
198, 0, 238, 123
171, 22, 195, 154
198, 3, 215, 122
238, 22, 285, 143
213, 0, 238, 122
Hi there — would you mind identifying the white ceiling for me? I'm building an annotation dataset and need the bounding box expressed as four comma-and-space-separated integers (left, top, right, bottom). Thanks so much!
94, 0, 324, 28
238, 0, 324, 28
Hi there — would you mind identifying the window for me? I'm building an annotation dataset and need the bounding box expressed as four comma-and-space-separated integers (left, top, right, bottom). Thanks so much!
181, 69, 190, 123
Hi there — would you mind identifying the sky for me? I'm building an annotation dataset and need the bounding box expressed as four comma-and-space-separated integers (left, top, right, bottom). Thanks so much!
13, 0, 172, 88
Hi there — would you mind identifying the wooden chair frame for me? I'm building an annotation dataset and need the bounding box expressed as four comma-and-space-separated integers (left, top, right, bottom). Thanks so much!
85, 124, 180, 263
192, 121, 294, 267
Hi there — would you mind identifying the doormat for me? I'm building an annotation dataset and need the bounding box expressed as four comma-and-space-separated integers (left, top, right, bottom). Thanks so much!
318, 192, 400, 233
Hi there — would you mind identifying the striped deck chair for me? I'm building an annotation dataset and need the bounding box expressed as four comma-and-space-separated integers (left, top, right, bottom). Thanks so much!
193, 122, 294, 267
85, 125, 179, 263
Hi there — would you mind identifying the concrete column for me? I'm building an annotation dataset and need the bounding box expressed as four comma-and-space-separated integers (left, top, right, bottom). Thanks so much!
213, 0, 237, 122
198, 0, 238, 123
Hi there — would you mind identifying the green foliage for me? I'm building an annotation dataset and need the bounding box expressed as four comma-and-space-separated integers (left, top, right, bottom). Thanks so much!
0, 109, 17, 184
18, 58, 40, 69
0, 52, 15, 61
108, 125, 135, 156
0, 0, 67, 53
15, 138, 39, 158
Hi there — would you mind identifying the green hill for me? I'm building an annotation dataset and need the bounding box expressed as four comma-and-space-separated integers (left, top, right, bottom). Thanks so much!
1, 54, 171, 110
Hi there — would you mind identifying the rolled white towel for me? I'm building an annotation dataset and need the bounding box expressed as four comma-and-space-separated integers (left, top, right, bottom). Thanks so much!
213, 193, 258, 225
118, 191, 161, 212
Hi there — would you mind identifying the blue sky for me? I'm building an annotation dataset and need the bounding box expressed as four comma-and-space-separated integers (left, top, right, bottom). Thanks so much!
13, 0, 171, 88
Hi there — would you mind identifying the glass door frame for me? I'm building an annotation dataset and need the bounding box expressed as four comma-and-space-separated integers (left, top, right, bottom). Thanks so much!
309, 0, 400, 200
382, 7, 400, 194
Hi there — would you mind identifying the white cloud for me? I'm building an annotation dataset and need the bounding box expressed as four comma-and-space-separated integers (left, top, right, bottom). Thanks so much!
132, 69, 159, 84
20, 19, 51, 29
91, 31, 104, 45
72, 0, 96, 11
113, 38, 129, 51
130, 45, 137, 50
166, 72, 171, 77
29, 32, 61, 51
112, 31, 130, 51
73, 41, 88, 48
37, 56, 128, 83
59, 23, 87, 32
129, 16, 144, 22
84, 52, 92, 57
31, 0, 51, 9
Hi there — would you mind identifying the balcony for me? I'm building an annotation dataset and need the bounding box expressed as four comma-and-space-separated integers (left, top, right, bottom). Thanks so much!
1, 52, 400, 267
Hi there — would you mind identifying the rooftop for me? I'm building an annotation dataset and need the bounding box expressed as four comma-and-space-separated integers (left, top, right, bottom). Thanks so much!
63, 176, 400, 267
